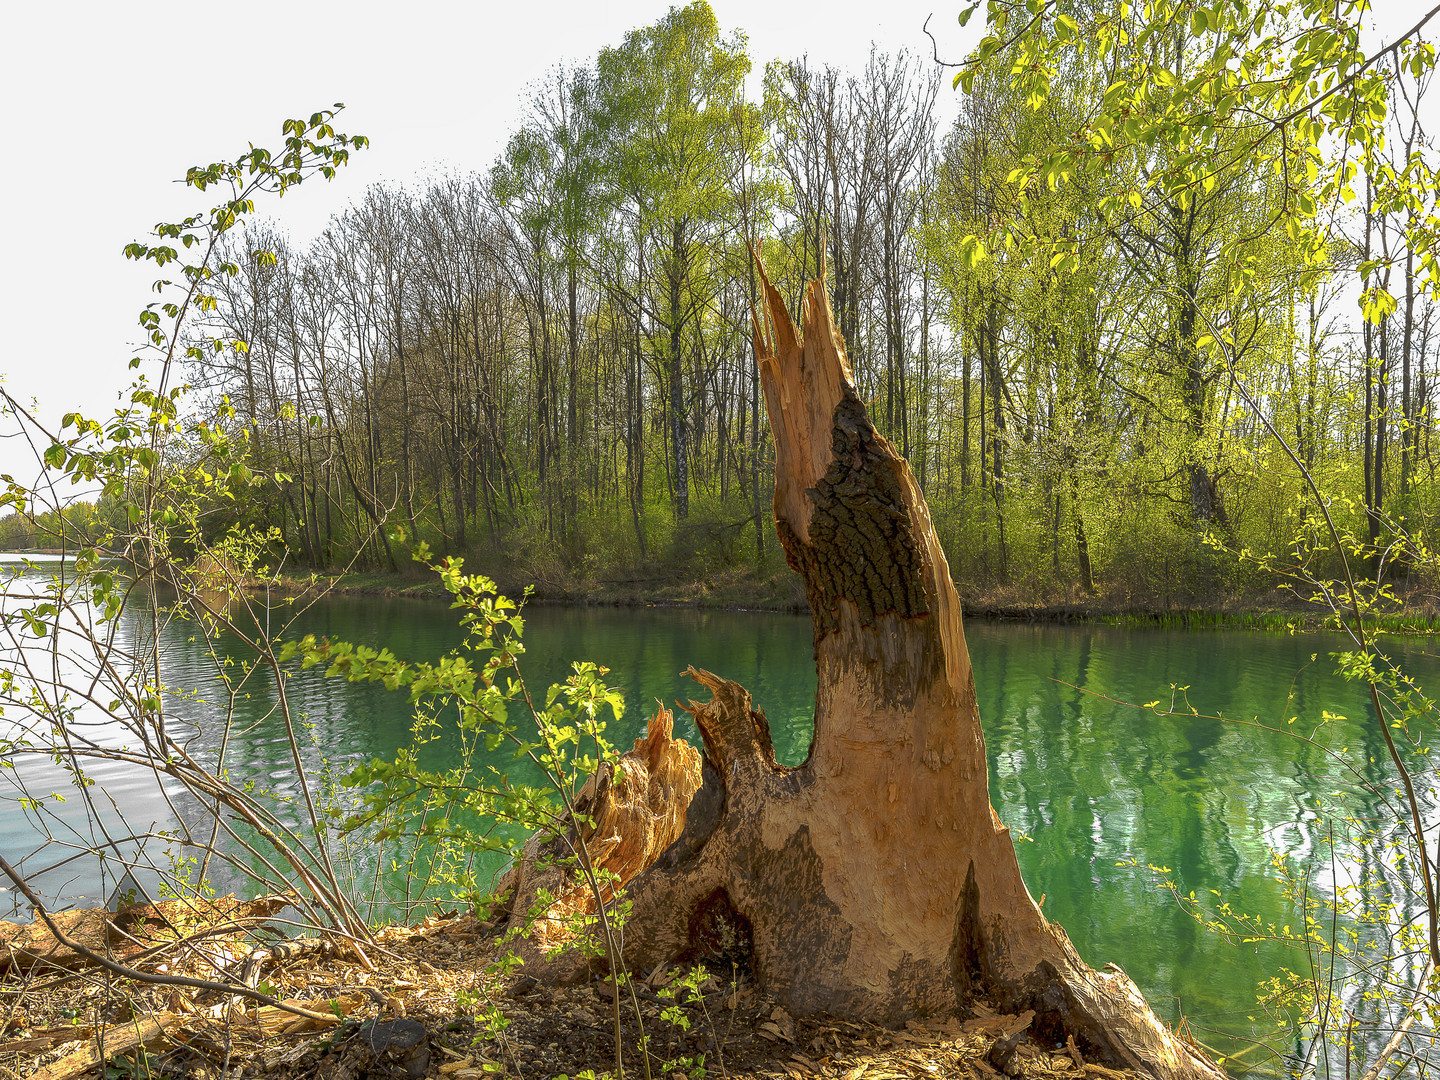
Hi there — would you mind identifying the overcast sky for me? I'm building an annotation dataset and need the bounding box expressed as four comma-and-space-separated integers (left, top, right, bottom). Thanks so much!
0, 0, 983, 488
0, 0, 1429, 490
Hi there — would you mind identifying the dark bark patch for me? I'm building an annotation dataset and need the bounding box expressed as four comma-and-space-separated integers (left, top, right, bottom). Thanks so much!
779, 392, 929, 640
680, 887, 754, 974
948, 861, 984, 1005
1028, 1005, 1071, 1053
1019, 959, 1132, 1070
884, 953, 958, 1021
745, 826, 852, 1015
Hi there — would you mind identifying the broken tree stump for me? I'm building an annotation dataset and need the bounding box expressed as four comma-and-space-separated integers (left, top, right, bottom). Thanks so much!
503, 253, 1223, 1080
497, 704, 703, 956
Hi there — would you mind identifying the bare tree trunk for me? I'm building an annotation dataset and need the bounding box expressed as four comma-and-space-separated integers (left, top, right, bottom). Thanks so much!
669, 226, 691, 522
507, 261, 1222, 1080
1072, 471, 1096, 596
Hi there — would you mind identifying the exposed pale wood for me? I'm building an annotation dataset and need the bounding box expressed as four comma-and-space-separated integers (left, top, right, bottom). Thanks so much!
0, 1027, 95, 1055
577, 702, 705, 894
501, 705, 703, 958
508, 258, 1223, 1080
239, 934, 333, 986
29, 1012, 183, 1080
245, 991, 365, 1035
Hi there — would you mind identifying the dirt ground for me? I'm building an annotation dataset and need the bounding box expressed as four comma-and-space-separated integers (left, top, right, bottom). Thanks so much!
0, 908, 1157, 1080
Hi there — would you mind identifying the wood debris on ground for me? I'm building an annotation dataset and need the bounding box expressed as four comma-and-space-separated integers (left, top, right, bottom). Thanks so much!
0, 896, 294, 976
0, 902, 1160, 1080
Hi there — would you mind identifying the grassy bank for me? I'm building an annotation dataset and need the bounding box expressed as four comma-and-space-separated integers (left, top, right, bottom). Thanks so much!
962, 603, 1440, 634
245, 562, 1440, 635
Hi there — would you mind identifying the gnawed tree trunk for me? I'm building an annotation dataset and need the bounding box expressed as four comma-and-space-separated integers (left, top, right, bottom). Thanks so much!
502, 258, 1222, 1080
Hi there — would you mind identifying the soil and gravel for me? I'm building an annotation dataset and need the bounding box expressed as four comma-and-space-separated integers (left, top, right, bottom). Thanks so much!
0, 907, 1158, 1080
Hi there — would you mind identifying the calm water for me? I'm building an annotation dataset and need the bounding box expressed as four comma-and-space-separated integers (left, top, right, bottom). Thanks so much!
3, 557, 1438, 1071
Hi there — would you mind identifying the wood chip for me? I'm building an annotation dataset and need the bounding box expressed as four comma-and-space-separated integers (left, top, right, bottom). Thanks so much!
770, 1005, 796, 1040
1067, 1034, 1086, 1071
962, 1008, 1034, 1038
29, 1012, 184, 1080
892, 1031, 938, 1046
280, 1038, 325, 1068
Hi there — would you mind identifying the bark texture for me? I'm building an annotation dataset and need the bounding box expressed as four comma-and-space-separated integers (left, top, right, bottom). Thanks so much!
506, 258, 1223, 1080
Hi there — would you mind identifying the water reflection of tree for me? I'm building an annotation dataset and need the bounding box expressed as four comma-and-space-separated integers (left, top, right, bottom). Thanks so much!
970, 623, 1389, 1059
1309, 651, 1440, 1071
0, 568, 187, 912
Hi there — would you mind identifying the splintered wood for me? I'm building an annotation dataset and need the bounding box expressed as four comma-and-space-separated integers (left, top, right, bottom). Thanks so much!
497, 703, 702, 956
577, 703, 704, 894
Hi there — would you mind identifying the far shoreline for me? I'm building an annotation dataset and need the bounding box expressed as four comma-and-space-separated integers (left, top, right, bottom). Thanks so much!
6, 549, 1432, 634
240, 564, 1440, 636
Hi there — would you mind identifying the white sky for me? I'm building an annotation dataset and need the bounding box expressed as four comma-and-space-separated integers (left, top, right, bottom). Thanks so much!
0, 0, 979, 489
0, 0, 1430, 490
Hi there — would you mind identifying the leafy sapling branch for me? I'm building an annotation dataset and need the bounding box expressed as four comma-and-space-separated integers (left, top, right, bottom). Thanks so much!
292, 548, 656, 1077
0, 107, 385, 972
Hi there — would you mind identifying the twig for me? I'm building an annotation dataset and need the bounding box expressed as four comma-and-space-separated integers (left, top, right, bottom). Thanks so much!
1358, 957, 1435, 1080
0, 853, 340, 1024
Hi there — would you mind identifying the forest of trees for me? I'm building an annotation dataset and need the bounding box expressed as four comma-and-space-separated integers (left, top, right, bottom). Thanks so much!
0, 503, 105, 552
180, 0, 1440, 607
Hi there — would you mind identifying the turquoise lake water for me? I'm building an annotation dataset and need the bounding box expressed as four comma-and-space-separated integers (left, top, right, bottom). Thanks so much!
3, 557, 1437, 1074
